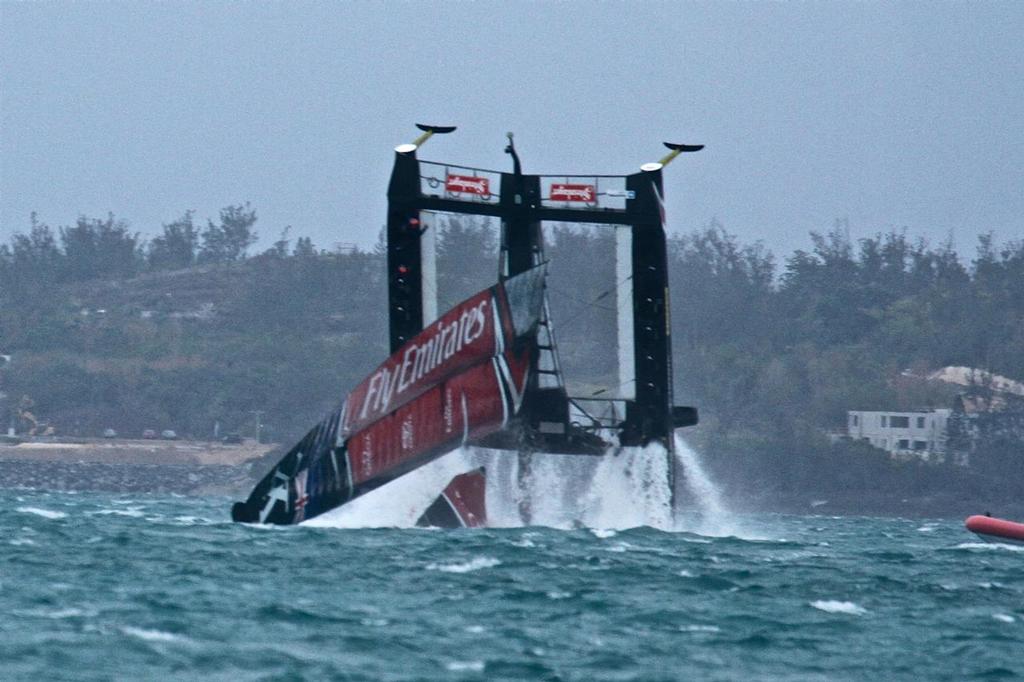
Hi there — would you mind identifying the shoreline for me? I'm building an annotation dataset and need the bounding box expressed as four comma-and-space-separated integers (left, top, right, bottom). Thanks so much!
2, 440, 1017, 520
0, 439, 272, 497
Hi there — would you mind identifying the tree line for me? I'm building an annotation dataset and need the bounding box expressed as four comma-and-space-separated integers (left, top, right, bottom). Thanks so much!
0, 206, 264, 287
1, 209, 1022, 511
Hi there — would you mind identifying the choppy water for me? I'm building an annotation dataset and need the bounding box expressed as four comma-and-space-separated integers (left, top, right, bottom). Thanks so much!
2, 450, 1022, 680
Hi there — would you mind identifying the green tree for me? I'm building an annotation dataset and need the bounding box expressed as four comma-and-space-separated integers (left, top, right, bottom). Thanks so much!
198, 204, 258, 264
60, 213, 142, 281
148, 211, 199, 270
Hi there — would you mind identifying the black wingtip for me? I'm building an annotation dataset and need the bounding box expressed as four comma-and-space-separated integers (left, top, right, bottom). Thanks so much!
415, 124, 457, 134
663, 142, 704, 152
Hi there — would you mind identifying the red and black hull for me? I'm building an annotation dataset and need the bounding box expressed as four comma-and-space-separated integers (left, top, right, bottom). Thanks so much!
231, 267, 544, 525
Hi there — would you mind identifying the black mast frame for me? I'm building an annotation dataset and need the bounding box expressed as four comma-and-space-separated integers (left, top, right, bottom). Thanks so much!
385, 130, 698, 459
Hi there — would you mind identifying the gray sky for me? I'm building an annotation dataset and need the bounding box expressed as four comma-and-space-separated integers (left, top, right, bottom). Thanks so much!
2, 2, 1021, 260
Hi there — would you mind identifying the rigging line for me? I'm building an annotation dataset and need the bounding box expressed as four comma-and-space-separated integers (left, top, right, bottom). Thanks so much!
587, 377, 636, 397
548, 288, 616, 313
554, 293, 620, 329
546, 285, 612, 307
545, 270, 635, 329
550, 270, 634, 306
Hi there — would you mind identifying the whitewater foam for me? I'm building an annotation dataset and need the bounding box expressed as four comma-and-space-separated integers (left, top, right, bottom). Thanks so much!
16, 506, 67, 520
89, 509, 145, 517
811, 600, 868, 615
956, 542, 1024, 552
120, 626, 190, 643
302, 436, 738, 536
426, 557, 501, 573
14, 607, 94, 619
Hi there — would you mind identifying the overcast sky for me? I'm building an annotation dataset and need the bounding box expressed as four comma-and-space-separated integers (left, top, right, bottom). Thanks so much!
2, 2, 1021, 260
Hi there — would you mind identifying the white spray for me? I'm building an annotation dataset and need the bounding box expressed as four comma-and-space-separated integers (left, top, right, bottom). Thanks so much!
672, 431, 739, 537
306, 434, 735, 536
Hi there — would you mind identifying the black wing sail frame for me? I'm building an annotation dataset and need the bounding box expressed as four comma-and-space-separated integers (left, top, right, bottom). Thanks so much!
387, 129, 700, 463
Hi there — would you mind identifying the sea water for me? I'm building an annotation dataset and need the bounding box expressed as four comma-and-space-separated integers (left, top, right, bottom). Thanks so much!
2, 445, 1021, 681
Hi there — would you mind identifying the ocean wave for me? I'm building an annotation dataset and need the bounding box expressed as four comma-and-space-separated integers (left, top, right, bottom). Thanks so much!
89, 509, 145, 517
679, 535, 712, 544
601, 542, 633, 553
14, 607, 94, 619
955, 542, 1024, 552
810, 600, 867, 615
426, 557, 500, 573
446, 660, 485, 672
977, 582, 1006, 590
16, 506, 67, 520
120, 626, 189, 643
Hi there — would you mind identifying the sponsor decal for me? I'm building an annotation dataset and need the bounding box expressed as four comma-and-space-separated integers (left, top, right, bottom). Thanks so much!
361, 433, 374, 478
443, 387, 455, 434
550, 183, 596, 203
446, 174, 490, 196
400, 415, 414, 450
347, 296, 491, 432
604, 189, 636, 199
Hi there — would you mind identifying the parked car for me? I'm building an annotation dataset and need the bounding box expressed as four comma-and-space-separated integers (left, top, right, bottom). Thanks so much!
102, 428, 117, 439
222, 432, 244, 444
142, 429, 157, 439
160, 429, 178, 440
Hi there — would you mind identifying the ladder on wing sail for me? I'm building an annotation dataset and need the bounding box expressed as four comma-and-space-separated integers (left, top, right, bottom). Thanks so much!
534, 281, 564, 391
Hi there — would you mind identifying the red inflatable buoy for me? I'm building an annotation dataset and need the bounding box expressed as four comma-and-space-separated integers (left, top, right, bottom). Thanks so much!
965, 515, 1024, 545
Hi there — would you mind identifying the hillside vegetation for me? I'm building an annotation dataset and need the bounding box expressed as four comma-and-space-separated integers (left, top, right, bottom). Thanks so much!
2, 208, 1022, 512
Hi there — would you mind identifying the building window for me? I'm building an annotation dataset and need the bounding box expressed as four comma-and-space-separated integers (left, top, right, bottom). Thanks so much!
881, 416, 887, 427
898, 439, 910, 450
913, 440, 928, 451
890, 416, 910, 428
916, 416, 925, 428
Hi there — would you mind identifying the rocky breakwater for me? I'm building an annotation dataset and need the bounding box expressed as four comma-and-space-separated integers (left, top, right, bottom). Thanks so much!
0, 439, 276, 496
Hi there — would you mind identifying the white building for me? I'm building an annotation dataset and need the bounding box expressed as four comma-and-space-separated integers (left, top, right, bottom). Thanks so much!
846, 409, 953, 462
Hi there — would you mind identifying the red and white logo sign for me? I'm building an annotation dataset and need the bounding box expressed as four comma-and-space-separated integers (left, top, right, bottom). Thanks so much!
550, 183, 596, 203
446, 174, 490, 196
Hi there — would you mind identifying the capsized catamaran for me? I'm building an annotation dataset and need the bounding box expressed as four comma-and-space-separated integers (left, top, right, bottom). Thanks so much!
232, 125, 701, 525
231, 267, 544, 524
